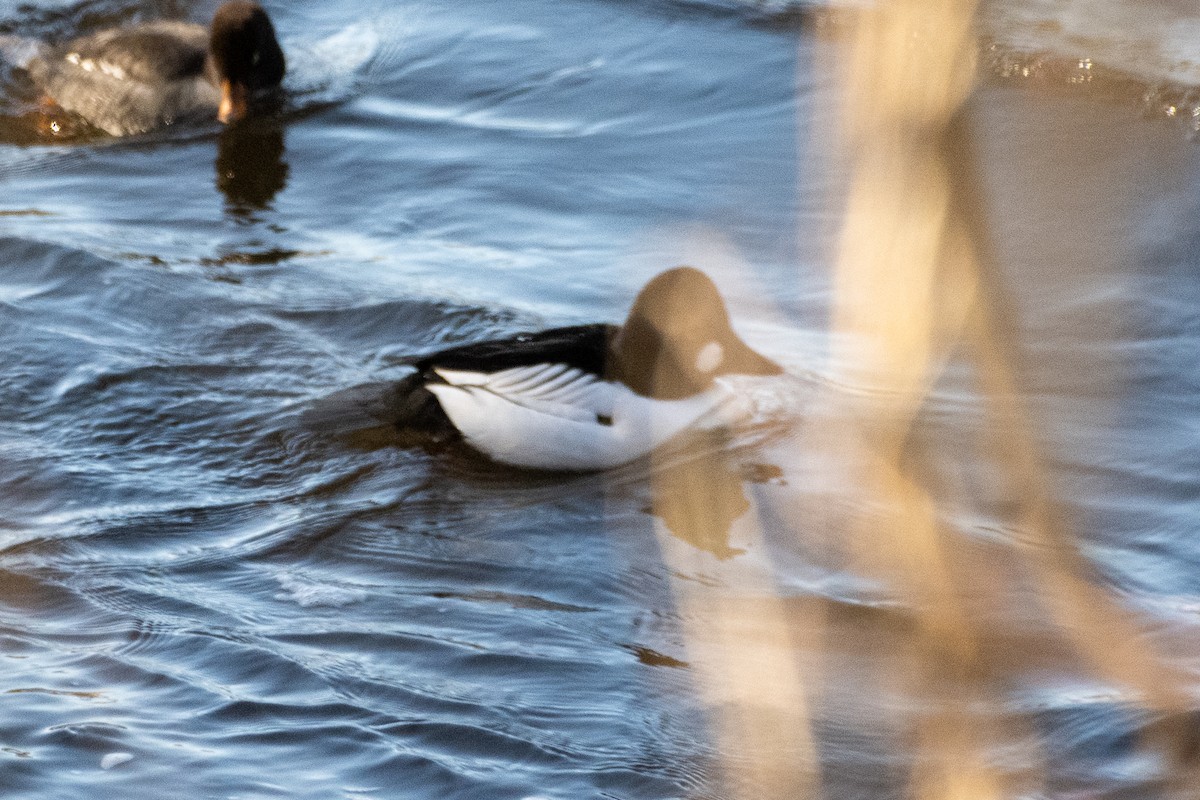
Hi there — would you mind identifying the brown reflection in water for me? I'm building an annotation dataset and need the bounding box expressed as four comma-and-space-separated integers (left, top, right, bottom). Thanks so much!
0, 104, 104, 145
649, 436, 750, 561
637, 427, 817, 799
215, 119, 289, 218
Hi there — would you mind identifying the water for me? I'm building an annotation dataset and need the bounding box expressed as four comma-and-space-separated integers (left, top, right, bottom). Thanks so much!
1, 0, 1200, 797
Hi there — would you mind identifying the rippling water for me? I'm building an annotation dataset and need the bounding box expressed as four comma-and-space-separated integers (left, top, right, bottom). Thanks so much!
2, 0, 1200, 797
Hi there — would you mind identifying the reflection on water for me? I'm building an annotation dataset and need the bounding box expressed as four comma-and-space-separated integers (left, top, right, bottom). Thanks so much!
215, 119, 289, 218
649, 437, 753, 561
644, 440, 816, 800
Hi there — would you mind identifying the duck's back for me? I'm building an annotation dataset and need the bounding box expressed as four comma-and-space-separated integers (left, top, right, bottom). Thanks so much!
301, 325, 616, 444
29, 21, 217, 135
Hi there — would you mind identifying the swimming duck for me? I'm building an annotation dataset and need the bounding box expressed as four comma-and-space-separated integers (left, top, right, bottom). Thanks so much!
317, 267, 784, 471
24, 1, 285, 136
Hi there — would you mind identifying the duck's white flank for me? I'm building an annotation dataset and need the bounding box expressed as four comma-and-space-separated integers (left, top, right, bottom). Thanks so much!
426, 362, 730, 471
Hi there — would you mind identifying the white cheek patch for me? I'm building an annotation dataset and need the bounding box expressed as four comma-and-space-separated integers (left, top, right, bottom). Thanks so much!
695, 341, 724, 373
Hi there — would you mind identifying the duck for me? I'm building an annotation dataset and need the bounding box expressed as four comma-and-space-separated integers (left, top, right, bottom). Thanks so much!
23, 1, 285, 136
310, 267, 784, 471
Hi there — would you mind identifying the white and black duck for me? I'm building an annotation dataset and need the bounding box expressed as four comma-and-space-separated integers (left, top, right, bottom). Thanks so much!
19, 1, 285, 135
308, 267, 785, 471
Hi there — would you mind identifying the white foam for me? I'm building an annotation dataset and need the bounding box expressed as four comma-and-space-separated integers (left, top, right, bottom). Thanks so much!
284, 24, 380, 100
100, 752, 133, 770
274, 573, 369, 608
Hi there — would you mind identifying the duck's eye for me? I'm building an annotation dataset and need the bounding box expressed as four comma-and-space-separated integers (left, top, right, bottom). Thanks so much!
251, 50, 261, 67
695, 341, 724, 373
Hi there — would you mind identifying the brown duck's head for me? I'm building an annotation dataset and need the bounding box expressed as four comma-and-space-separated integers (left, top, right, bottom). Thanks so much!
208, 1, 286, 124
610, 266, 783, 399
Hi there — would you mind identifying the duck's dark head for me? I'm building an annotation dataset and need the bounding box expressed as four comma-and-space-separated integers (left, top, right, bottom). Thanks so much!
610, 266, 782, 399
208, 1, 286, 124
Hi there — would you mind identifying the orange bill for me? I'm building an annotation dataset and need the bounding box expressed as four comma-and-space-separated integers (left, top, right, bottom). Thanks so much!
218, 80, 249, 124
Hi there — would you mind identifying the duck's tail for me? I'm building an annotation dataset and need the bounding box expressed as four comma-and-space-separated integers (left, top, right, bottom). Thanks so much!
0, 36, 43, 69
301, 372, 454, 437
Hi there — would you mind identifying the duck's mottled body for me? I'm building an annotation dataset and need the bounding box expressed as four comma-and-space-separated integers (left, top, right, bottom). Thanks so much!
25, 1, 284, 135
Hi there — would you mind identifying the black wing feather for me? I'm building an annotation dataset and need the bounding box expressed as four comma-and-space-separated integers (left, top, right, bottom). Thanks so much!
305, 324, 616, 438
413, 323, 615, 377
